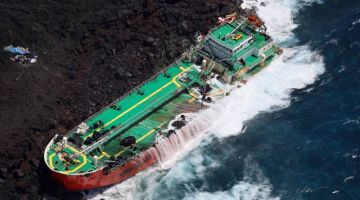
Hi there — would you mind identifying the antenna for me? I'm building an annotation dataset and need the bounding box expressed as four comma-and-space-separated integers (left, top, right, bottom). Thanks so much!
224, 16, 247, 39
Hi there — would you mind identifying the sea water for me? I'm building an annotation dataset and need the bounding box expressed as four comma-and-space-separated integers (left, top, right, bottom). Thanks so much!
86, 0, 360, 199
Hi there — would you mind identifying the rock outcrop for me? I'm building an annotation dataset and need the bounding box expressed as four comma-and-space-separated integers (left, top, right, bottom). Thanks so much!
0, 0, 244, 199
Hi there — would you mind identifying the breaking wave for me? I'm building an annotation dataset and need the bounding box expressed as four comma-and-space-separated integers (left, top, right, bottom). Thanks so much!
85, 0, 325, 199
183, 156, 279, 200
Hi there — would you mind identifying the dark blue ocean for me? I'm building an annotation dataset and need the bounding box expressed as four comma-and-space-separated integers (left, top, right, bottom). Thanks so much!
87, 0, 360, 199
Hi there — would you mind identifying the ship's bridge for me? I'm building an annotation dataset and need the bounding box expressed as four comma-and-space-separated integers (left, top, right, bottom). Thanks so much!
204, 19, 254, 59
197, 17, 276, 84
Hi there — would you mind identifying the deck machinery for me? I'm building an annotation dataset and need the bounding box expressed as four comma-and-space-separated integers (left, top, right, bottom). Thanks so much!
44, 14, 282, 190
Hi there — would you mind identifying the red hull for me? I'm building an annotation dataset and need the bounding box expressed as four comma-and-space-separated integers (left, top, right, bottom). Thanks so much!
51, 150, 157, 190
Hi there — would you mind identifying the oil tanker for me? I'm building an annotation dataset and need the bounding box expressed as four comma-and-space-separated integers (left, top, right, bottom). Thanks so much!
44, 13, 282, 190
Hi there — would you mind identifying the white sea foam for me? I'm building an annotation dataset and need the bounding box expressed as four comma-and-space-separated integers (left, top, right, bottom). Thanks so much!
85, 0, 325, 199
203, 45, 324, 138
184, 181, 277, 200
183, 157, 279, 200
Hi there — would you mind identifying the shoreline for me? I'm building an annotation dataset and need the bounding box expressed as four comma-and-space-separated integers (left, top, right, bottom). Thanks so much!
0, 1, 245, 199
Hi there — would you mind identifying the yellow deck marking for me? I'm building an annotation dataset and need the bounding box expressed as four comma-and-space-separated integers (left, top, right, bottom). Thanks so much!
115, 129, 156, 157
172, 66, 189, 88
98, 147, 110, 159
64, 145, 88, 174
104, 84, 172, 127
189, 90, 200, 98
173, 80, 182, 88
48, 65, 193, 174
188, 97, 196, 103
179, 66, 187, 71
49, 154, 56, 169
83, 82, 173, 140
49, 145, 88, 174
114, 149, 127, 157
100, 147, 110, 156
84, 65, 191, 139
137, 129, 156, 143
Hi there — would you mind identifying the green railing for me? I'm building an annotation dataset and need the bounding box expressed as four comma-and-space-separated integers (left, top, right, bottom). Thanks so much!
82, 74, 199, 154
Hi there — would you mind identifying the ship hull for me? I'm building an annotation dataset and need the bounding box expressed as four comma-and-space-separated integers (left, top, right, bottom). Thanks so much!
44, 14, 281, 191
51, 149, 157, 190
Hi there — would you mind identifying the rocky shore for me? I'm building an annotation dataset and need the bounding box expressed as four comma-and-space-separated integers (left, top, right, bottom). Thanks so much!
0, 0, 244, 199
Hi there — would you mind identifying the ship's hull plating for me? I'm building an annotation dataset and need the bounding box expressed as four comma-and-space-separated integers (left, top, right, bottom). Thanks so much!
45, 15, 280, 190
51, 149, 157, 190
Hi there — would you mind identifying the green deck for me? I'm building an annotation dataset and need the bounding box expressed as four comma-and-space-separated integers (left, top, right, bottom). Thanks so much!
83, 61, 193, 141
47, 93, 199, 174
101, 93, 197, 158
231, 32, 266, 61
209, 21, 269, 74
46, 60, 203, 174
210, 23, 249, 49
45, 15, 280, 176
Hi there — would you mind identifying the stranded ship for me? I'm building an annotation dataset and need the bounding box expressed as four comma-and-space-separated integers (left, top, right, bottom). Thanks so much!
44, 13, 282, 190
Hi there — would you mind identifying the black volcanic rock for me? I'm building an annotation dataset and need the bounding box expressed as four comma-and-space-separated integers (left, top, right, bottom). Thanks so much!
14, 169, 25, 178
0, 0, 245, 199
0, 168, 7, 179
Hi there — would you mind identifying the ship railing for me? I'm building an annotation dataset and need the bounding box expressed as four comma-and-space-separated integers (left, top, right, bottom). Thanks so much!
225, 16, 247, 39
81, 80, 197, 154
65, 57, 192, 142
256, 40, 267, 49
63, 18, 222, 150
85, 60, 178, 121
82, 71, 202, 154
